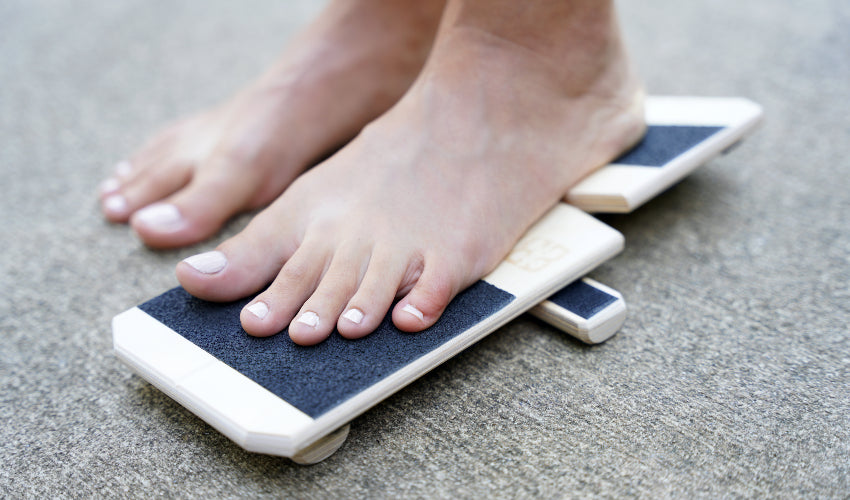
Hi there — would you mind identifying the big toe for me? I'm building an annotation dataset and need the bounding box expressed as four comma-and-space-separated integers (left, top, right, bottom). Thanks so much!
175, 202, 300, 302
130, 156, 266, 248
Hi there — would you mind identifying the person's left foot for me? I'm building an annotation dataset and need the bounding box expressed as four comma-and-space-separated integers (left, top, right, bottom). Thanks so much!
176, 1, 646, 345
98, 0, 444, 248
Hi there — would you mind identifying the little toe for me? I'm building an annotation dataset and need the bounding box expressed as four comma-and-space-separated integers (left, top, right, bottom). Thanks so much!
114, 159, 133, 178
98, 161, 137, 221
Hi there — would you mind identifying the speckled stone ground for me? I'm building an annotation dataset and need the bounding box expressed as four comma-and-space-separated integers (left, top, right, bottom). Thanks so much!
2, 1, 848, 497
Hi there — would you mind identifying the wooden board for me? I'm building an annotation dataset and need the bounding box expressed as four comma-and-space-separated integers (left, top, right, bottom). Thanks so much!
529, 278, 626, 344
113, 203, 623, 461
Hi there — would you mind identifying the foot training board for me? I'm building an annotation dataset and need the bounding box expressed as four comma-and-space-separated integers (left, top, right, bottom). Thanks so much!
534, 96, 762, 341
113, 204, 623, 462
566, 96, 763, 213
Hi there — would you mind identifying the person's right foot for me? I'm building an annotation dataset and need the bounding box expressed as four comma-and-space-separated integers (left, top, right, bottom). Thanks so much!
98, 0, 445, 248
176, 0, 646, 346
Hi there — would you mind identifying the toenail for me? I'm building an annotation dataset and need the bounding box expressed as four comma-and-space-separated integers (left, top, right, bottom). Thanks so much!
99, 178, 120, 195
246, 301, 269, 320
103, 194, 127, 214
402, 304, 425, 322
114, 160, 132, 177
296, 311, 320, 328
342, 308, 364, 325
135, 203, 184, 231
182, 251, 227, 274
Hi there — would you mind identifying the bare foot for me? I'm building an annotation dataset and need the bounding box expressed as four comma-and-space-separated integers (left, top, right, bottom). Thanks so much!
98, 0, 444, 248
177, 0, 646, 345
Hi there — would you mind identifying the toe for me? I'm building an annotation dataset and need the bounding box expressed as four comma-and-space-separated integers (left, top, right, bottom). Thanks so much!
103, 156, 193, 224
100, 116, 202, 223
288, 242, 371, 345
392, 260, 458, 332
101, 190, 131, 221
129, 152, 264, 248
98, 160, 131, 198
100, 113, 228, 232
176, 201, 301, 302
239, 239, 332, 338
337, 247, 411, 339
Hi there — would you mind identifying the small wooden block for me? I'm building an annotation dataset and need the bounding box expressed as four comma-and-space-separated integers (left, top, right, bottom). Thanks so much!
529, 278, 626, 344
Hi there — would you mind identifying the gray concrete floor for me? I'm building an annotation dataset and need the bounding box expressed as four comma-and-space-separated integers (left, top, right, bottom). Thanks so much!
2, 1, 848, 497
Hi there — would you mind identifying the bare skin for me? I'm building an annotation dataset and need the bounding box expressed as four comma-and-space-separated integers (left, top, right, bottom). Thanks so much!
98, 0, 445, 248
176, 0, 646, 346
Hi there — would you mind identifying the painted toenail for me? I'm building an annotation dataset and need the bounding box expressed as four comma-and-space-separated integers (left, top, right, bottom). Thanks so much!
135, 203, 184, 231
296, 311, 320, 328
343, 308, 364, 325
182, 251, 227, 274
99, 178, 120, 195
246, 302, 269, 320
114, 160, 132, 177
402, 304, 425, 322
103, 194, 127, 214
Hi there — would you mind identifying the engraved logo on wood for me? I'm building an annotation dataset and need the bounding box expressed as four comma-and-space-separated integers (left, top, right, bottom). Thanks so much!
507, 237, 568, 272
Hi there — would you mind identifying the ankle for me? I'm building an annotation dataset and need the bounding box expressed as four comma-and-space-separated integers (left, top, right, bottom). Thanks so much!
440, 0, 636, 98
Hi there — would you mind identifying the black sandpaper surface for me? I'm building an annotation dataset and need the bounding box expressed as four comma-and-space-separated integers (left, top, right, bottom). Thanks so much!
614, 125, 725, 167
138, 281, 514, 419
547, 280, 617, 320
